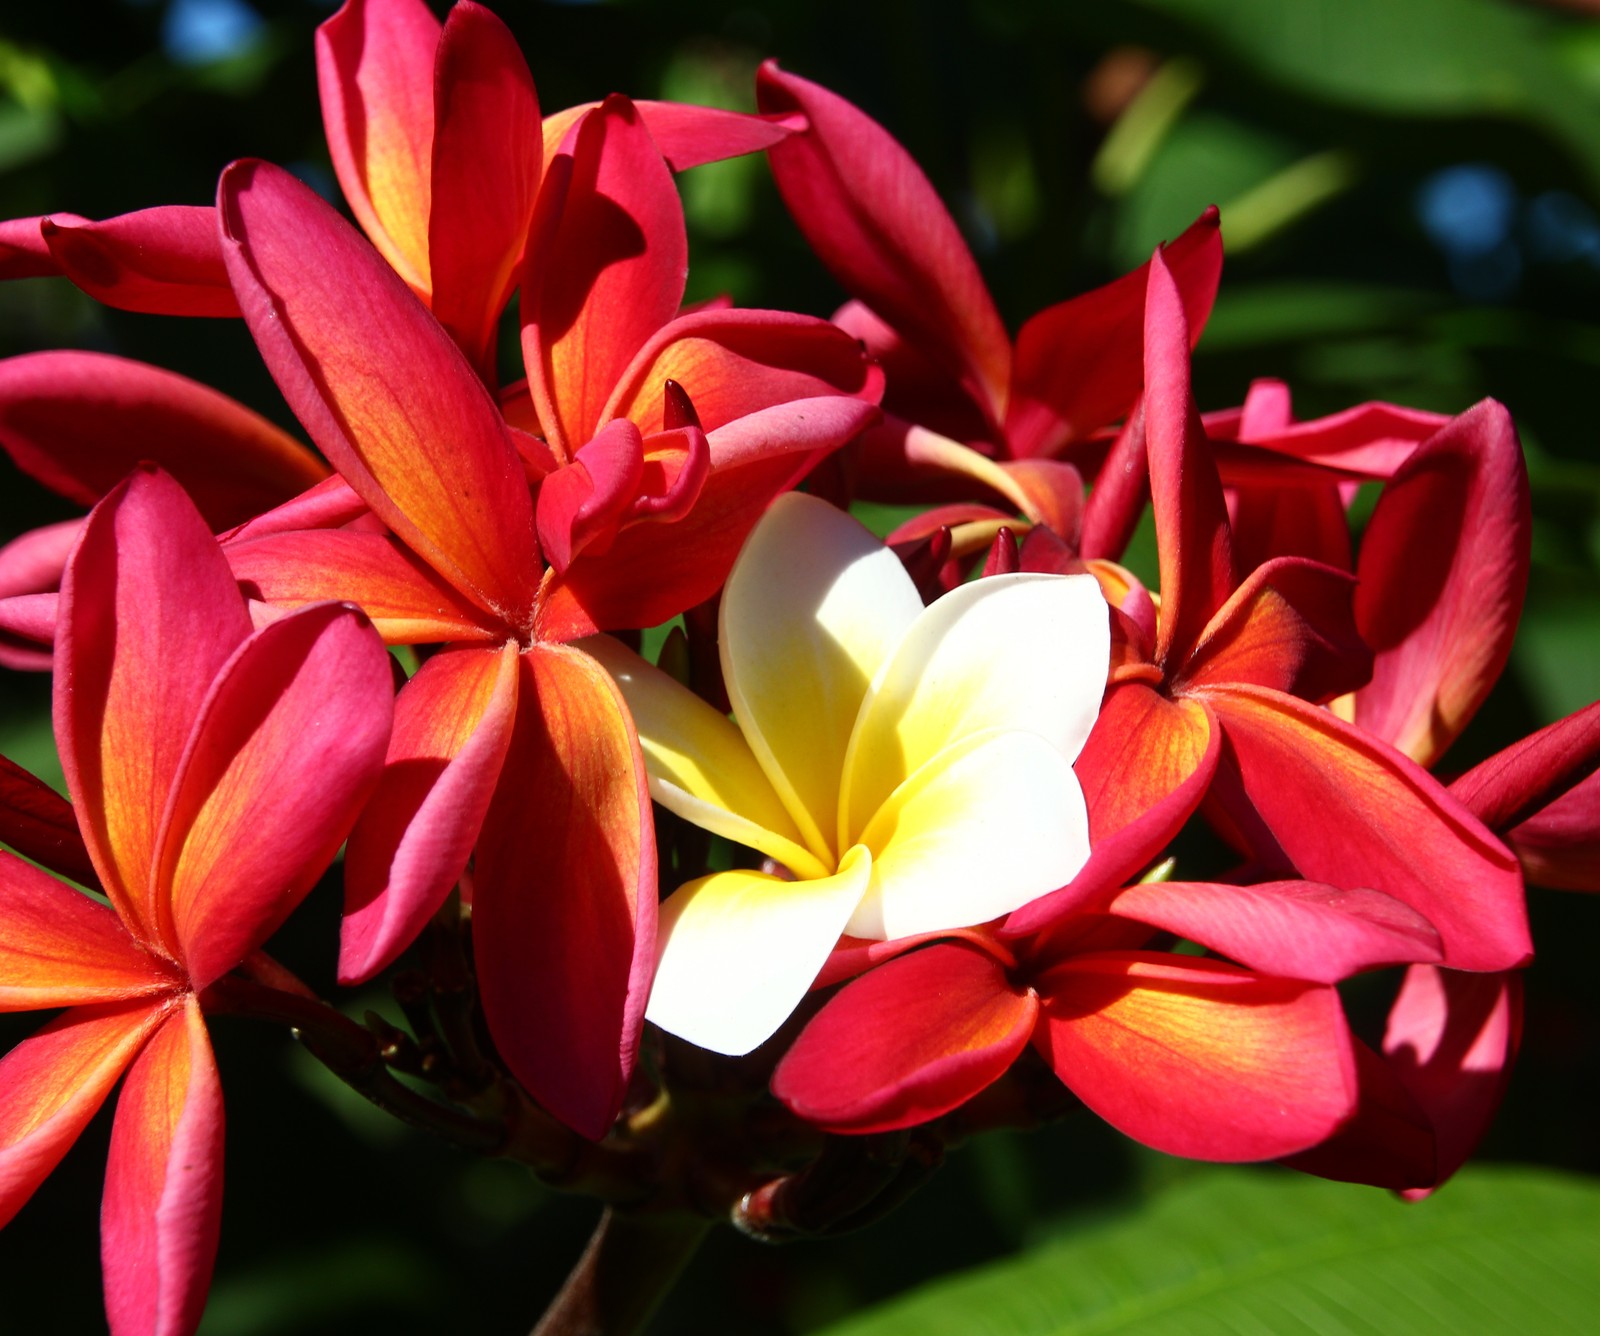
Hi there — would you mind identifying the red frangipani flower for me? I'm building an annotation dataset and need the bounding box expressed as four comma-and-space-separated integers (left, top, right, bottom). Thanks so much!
0, 467, 393, 1336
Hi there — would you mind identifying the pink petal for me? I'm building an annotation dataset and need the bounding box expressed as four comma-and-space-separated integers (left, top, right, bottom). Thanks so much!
522, 95, 687, 458
0, 351, 325, 527
55, 469, 253, 950
427, 1, 541, 375
1144, 251, 1234, 669
773, 941, 1039, 1133
101, 996, 224, 1336
0, 851, 172, 1009
1179, 555, 1370, 704
1353, 400, 1530, 767
757, 62, 1011, 426
1007, 208, 1222, 458
472, 645, 656, 1139
219, 159, 539, 628
156, 602, 394, 990
0, 999, 165, 1227
1034, 950, 1357, 1161
37, 208, 237, 318
316, 0, 440, 291
342, 643, 519, 982
1206, 685, 1531, 973
1106, 879, 1441, 983
0, 753, 98, 888
1384, 965, 1522, 1197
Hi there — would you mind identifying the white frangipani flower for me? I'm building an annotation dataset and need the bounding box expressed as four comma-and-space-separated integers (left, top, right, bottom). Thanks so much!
587, 493, 1109, 1056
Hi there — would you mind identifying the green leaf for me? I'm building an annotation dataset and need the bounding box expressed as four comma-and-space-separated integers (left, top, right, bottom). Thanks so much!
813, 1165, 1600, 1336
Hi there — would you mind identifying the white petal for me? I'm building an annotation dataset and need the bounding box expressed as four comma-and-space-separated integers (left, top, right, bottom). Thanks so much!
721, 493, 924, 865
840, 573, 1107, 849
847, 729, 1090, 941
646, 846, 872, 1056
582, 635, 827, 880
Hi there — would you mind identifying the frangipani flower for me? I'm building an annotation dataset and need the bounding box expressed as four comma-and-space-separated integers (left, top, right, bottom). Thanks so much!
0, 467, 393, 1336
588, 492, 1109, 1055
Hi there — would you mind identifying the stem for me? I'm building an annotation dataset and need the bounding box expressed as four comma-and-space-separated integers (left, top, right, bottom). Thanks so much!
531, 1208, 711, 1336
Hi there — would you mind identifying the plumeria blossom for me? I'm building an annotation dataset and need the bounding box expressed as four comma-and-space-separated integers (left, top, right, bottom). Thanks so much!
756, 63, 1222, 536
213, 139, 878, 1137
0, 467, 393, 1336
586, 492, 1109, 1055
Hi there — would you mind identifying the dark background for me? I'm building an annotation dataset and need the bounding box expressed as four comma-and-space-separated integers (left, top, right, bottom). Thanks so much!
1, 1, 1597, 1331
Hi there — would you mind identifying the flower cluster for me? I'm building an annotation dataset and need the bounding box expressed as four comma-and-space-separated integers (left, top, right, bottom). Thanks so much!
0, 2, 1595, 1333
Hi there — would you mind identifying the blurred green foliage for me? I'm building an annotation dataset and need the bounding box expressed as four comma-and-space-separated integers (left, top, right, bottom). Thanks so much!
1, 1, 1598, 1333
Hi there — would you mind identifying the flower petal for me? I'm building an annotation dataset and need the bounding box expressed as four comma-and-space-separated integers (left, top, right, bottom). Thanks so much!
1034, 951, 1358, 1161
1353, 400, 1530, 767
773, 940, 1038, 1132
316, 0, 440, 291
851, 728, 1090, 940
522, 95, 686, 457
721, 493, 924, 865
0, 351, 325, 527
157, 602, 394, 990
219, 159, 538, 627
55, 469, 253, 950
472, 645, 656, 1139
38, 208, 237, 318
581, 635, 825, 880
428, 0, 541, 374
0, 852, 171, 1009
1207, 684, 1531, 972
101, 995, 223, 1336
1107, 879, 1441, 984
841, 572, 1107, 847
0, 999, 165, 1228
647, 846, 872, 1057
1007, 207, 1222, 458
342, 643, 519, 982
757, 63, 1010, 426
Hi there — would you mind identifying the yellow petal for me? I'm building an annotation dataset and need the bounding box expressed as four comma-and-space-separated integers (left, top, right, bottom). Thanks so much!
841, 573, 1107, 848
721, 494, 923, 865
581, 635, 828, 880
849, 729, 1089, 940
646, 845, 872, 1056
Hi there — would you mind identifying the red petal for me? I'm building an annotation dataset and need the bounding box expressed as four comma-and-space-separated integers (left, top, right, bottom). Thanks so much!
774, 941, 1039, 1133
757, 62, 1010, 426
1179, 555, 1370, 704
1384, 965, 1522, 1197
1008, 208, 1222, 458
55, 470, 252, 949
0, 851, 171, 1009
1003, 685, 1219, 937
226, 529, 504, 645
316, 0, 440, 291
472, 646, 656, 1139
0, 751, 98, 888
156, 602, 394, 990
522, 96, 686, 457
342, 643, 518, 982
0, 351, 325, 527
1034, 950, 1357, 1161
1206, 685, 1531, 972
38, 208, 237, 318
219, 159, 538, 627
427, 1, 540, 376
602, 307, 882, 437
0, 1000, 164, 1227
535, 397, 879, 639
101, 996, 224, 1336
1353, 400, 1530, 767
1144, 251, 1234, 669
1106, 879, 1441, 983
